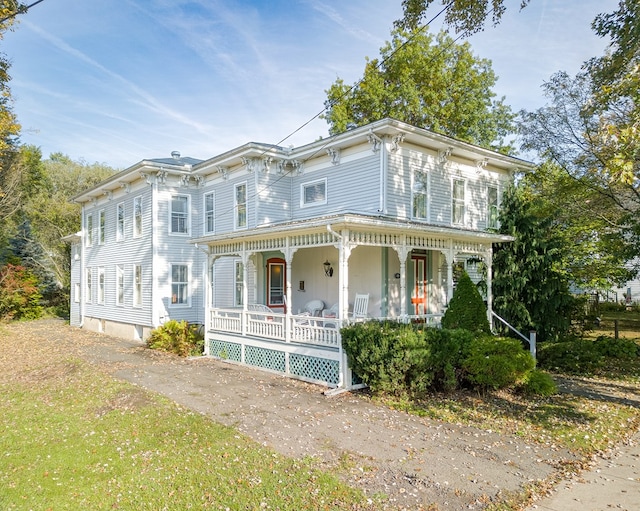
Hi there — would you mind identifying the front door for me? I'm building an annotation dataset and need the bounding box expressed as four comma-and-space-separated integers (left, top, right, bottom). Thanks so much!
411, 254, 427, 315
266, 258, 286, 312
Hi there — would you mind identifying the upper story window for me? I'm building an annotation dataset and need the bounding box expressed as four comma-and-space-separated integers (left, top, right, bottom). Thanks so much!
452, 179, 465, 225
301, 178, 327, 207
99, 210, 105, 244
170, 195, 189, 234
204, 192, 215, 234
487, 185, 499, 229
133, 196, 143, 237
235, 183, 247, 229
86, 214, 93, 247
412, 170, 428, 220
171, 264, 189, 306
116, 203, 125, 241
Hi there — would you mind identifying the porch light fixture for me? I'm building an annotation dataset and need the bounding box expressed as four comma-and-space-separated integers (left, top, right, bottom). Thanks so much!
323, 260, 333, 277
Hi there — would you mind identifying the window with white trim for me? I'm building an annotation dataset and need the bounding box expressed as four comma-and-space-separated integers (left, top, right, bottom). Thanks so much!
412, 170, 428, 219
234, 260, 243, 307
452, 179, 465, 225
235, 183, 247, 229
85, 268, 92, 303
301, 178, 327, 207
170, 195, 189, 234
86, 214, 93, 247
116, 265, 124, 306
99, 210, 105, 244
98, 267, 105, 304
74, 283, 80, 303
204, 192, 215, 234
134, 265, 142, 307
171, 264, 189, 305
487, 185, 499, 229
117, 203, 125, 241
133, 196, 143, 237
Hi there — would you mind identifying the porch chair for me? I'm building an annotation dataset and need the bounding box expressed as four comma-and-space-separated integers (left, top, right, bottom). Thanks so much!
352, 293, 369, 321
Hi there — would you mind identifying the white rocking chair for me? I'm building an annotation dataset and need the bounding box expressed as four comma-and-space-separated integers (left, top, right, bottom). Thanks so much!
352, 293, 369, 321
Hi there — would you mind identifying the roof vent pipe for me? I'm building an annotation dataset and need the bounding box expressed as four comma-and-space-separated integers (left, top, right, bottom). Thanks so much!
171, 151, 181, 159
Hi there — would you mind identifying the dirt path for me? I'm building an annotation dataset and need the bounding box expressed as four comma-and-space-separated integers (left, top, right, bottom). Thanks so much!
0, 319, 593, 510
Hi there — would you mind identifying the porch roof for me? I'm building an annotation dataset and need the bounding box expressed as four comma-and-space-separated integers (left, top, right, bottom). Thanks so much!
190, 213, 513, 253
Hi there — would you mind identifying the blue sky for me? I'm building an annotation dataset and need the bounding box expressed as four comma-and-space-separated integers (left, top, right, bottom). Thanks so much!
3, 0, 617, 169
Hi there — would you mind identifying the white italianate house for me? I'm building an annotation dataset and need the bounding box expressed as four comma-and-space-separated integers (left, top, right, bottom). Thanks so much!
66, 118, 534, 390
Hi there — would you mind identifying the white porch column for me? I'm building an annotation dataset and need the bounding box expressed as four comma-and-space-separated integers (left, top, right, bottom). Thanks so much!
392, 242, 411, 318
283, 241, 298, 343
338, 230, 354, 321
240, 243, 250, 337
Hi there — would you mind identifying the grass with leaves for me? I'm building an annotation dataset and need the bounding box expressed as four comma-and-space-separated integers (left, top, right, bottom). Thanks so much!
0, 356, 372, 511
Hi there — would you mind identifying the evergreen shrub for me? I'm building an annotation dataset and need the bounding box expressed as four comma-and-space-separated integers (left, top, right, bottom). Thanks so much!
517, 369, 558, 396
593, 335, 639, 359
463, 336, 535, 391
423, 328, 475, 391
146, 320, 204, 357
441, 270, 490, 334
341, 321, 432, 395
537, 339, 604, 374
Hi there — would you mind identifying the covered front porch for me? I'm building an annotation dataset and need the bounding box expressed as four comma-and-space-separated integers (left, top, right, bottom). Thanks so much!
193, 214, 508, 389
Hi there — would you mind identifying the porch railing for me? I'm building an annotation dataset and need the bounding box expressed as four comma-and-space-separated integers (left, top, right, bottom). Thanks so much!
209, 308, 340, 348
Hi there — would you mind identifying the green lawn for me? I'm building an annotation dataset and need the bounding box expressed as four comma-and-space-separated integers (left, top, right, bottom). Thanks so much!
0, 358, 371, 511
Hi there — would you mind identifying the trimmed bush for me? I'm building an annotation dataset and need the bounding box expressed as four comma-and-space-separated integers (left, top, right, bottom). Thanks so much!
442, 270, 490, 334
423, 328, 475, 392
517, 369, 558, 396
341, 321, 432, 395
537, 339, 604, 375
463, 336, 535, 391
146, 320, 204, 357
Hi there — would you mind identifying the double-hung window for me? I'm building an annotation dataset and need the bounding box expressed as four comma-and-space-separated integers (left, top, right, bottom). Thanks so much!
412, 170, 428, 220
117, 203, 125, 241
133, 196, 143, 237
204, 192, 215, 234
171, 264, 189, 306
85, 268, 92, 303
452, 179, 465, 225
98, 267, 105, 304
116, 265, 124, 306
487, 186, 499, 229
86, 214, 93, 247
170, 195, 189, 234
300, 178, 327, 207
99, 210, 105, 244
235, 183, 247, 229
234, 260, 243, 307
133, 265, 142, 307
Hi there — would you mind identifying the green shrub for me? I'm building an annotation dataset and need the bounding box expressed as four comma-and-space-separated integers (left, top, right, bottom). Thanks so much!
463, 336, 535, 391
537, 339, 604, 374
146, 320, 204, 357
517, 369, 558, 396
341, 321, 433, 395
442, 271, 490, 334
593, 335, 639, 359
598, 301, 626, 313
424, 328, 475, 391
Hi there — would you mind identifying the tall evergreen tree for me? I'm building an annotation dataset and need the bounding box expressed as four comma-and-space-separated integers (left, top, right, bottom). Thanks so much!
492, 185, 575, 342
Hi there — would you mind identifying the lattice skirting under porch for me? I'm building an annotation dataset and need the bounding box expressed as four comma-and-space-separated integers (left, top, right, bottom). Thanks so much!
207, 337, 342, 387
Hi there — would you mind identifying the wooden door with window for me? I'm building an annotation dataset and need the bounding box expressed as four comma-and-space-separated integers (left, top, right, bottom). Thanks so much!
411, 254, 427, 316
266, 258, 286, 312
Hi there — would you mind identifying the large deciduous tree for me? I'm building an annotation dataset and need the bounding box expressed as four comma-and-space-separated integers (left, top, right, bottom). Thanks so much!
323, 29, 515, 152
396, 0, 531, 35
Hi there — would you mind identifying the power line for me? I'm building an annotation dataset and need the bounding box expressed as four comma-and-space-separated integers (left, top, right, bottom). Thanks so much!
0, 0, 45, 24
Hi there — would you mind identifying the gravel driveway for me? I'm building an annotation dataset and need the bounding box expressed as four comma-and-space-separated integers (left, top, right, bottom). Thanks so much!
2, 319, 584, 510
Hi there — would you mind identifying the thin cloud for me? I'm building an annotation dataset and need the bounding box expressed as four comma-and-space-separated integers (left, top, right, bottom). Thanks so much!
24, 20, 216, 136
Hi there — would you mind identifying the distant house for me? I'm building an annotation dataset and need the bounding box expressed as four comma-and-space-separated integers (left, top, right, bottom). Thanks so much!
66, 118, 533, 390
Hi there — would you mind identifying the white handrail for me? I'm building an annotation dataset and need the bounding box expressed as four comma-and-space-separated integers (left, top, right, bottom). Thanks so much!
491, 311, 536, 359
